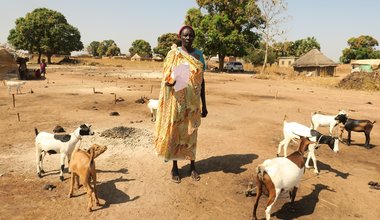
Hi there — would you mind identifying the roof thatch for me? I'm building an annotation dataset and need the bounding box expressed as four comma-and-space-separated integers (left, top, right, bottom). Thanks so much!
293, 49, 337, 67
0, 47, 18, 79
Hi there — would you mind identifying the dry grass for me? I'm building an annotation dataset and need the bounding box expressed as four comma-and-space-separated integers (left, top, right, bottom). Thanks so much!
28, 55, 163, 71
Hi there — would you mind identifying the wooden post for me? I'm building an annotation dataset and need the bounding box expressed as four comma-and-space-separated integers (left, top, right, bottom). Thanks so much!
114, 94, 117, 104
12, 94, 15, 107
17, 113, 20, 122
93, 88, 95, 94
150, 85, 153, 94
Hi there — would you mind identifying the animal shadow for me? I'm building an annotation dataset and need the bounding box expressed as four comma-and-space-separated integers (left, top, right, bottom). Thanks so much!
315, 160, 350, 179
181, 153, 258, 177
273, 184, 335, 219
340, 138, 377, 149
96, 176, 139, 209
97, 168, 129, 174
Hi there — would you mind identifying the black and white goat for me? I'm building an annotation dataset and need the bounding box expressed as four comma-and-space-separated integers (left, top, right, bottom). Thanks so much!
35, 124, 94, 181
311, 110, 347, 135
335, 114, 376, 148
278, 117, 339, 174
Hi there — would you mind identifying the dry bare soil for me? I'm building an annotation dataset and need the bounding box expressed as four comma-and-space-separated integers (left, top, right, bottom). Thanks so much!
0, 63, 379, 220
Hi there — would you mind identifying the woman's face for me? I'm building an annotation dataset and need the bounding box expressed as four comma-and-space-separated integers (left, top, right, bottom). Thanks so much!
180, 27, 195, 48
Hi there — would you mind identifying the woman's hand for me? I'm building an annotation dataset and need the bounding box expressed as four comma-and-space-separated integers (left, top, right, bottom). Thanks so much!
165, 81, 176, 87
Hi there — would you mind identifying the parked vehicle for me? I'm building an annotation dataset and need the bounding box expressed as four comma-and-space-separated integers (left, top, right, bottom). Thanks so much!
224, 61, 244, 72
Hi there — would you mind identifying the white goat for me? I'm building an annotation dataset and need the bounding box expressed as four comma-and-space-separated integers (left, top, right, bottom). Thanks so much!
278, 117, 339, 174
253, 137, 312, 220
311, 110, 347, 134
147, 99, 159, 122
4, 80, 26, 94
35, 124, 94, 181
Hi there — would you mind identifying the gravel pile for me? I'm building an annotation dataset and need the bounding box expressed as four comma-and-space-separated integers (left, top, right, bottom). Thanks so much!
100, 126, 137, 139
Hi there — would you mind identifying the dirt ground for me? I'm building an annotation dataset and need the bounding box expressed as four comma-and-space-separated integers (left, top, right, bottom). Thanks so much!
0, 63, 379, 220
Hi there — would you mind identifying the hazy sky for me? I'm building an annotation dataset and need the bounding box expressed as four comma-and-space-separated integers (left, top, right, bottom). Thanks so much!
1, 0, 380, 62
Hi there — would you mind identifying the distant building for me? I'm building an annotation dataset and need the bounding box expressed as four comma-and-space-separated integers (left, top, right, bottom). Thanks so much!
350, 59, 380, 73
131, 54, 142, 61
293, 49, 337, 76
278, 57, 297, 68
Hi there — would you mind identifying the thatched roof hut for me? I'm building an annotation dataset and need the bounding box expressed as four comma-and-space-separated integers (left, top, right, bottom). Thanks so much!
0, 47, 18, 80
293, 49, 337, 76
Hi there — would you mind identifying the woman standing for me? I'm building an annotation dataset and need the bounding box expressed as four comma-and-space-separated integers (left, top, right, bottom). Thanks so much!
154, 25, 208, 183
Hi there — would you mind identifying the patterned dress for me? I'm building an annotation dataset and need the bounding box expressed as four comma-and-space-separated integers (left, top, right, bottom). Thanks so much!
154, 45, 205, 161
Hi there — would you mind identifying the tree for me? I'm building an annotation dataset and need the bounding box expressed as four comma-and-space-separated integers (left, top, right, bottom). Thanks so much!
292, 37, 320, 57
94, 40, 120, 57
106, 43, 121, 56
185, 0, 263, 70
253, 0, 288, 74
340, 35, 380, 63
244, 42, 276, 65
87, 41, 100, 56
129, 39, 152, 57
153, 33, 181, 58
8, 8, 83, 63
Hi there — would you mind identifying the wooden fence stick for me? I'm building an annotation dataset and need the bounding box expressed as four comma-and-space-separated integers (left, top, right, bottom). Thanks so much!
12, 94, 15, 107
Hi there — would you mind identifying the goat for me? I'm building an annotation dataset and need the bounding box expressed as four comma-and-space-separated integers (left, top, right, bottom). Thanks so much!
311, 110, 347, 135
278, 117, 339, 174
68, 144, 107, 212
253, 137, 313, 220
142, 97, 159, 122
35, 124, 94, 181
335, 114, 376, 148
4, 80, 26, 94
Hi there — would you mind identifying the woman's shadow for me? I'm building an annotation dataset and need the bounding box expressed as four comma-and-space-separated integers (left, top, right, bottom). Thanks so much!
95, 176, 139, 210
181, 153, 258, 176
272, 183, 335, 219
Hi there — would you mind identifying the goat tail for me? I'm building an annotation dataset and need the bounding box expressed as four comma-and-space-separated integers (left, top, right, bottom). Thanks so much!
372, 120, 376, 125
34, 128, 39, 136
256, 164, 266, 182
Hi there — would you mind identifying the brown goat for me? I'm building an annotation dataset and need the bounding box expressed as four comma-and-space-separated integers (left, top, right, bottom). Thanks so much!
253, 137, 312, 220
68, 144, 107, 211
335, 114, 376, 148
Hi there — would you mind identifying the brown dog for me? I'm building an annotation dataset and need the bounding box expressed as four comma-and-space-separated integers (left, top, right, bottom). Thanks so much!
68, 144, 107, 211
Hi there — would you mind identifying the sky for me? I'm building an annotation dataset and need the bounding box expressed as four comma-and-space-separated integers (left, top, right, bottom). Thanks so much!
1, 0, 380, 62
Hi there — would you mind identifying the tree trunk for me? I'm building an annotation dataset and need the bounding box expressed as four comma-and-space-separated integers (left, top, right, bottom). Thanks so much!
37, 53, 42, 64
47, 54, 52, 64
260, 42, 268, 75
218, 54, 225, 72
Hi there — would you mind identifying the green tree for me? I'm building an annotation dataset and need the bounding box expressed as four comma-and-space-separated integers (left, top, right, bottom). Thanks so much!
244, 42, 276, 65
106, 43, 121, 56
129, 39, 152, 57
153, 33, 181, 57
292, 37, 320, 57
95, 40, 120, 57
185, 0, 263, 70
87, 41, 100, 56
8, 8, 83, 64
340, 35, 380, 63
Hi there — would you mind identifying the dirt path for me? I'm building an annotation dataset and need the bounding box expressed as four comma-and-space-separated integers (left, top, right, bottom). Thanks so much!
0, 65, 379, 219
